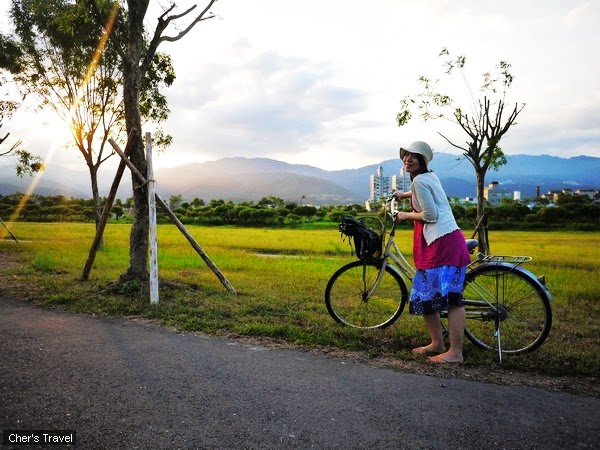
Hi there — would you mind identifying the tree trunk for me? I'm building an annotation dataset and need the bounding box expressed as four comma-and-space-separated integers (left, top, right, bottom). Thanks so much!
121, 83, 149, 281
475, 168, 490, 255
120, 2, 150, 282
87, 163, 105, 249
89, 167, 100, 227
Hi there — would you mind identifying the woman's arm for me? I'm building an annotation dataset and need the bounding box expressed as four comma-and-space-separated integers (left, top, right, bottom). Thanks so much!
392, 191, 422, 222
396, 210, 423, 222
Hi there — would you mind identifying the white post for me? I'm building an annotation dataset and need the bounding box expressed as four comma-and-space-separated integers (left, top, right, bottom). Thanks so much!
146, 132, 159, 304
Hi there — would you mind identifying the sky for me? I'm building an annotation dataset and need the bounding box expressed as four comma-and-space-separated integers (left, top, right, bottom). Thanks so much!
1, 0, 600, 172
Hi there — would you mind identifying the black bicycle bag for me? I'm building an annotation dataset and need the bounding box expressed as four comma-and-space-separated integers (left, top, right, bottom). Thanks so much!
339, 217, 382, 259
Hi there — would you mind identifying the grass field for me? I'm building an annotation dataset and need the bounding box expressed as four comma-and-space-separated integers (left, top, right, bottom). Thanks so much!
1, 222, 599, 382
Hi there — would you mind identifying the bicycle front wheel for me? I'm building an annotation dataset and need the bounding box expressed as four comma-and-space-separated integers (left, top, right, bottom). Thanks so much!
463, 264, 552, 355
324, 260, 408, 329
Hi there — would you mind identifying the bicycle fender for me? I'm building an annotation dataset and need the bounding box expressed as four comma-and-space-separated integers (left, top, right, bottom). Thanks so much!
473, 262, 553, 301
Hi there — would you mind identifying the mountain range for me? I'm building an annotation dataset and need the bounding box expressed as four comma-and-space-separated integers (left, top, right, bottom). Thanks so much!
1, 153, 599, 205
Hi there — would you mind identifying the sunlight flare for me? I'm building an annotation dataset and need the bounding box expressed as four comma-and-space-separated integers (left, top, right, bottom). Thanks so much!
0, 3, 121, 234
1, 145, 58, 236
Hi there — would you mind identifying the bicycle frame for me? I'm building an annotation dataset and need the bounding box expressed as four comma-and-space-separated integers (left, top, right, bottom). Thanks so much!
360, 200, 414, 300
379, 220, 415, 280
374, 197, 414, 281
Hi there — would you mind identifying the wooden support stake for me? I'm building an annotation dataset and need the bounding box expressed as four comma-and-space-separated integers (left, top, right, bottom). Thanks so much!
82, 130, 136, 281
0, 217, 19, 243
470, 214, 486, 240
110, 138, 237, 294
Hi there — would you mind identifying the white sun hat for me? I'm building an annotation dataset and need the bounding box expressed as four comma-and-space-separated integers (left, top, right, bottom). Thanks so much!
399, 141, 433, 165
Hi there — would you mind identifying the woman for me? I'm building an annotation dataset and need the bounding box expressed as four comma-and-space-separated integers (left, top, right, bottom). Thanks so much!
392, 141, 470, 364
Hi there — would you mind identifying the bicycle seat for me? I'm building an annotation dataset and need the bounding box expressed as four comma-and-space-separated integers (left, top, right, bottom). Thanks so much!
466, 239, 479, 253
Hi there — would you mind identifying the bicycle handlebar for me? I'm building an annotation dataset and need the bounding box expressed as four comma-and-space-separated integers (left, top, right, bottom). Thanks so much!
389, 196, 399, 219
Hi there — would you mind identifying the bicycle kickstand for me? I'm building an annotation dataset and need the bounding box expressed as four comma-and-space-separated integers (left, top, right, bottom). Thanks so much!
495, 327, 502, 363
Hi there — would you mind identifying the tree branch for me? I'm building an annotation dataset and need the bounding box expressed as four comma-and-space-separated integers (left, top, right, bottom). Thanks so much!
141, 0, 218, 75
456, 112, 478, 141
437, 132, 468, 153
500, 102, 525, 136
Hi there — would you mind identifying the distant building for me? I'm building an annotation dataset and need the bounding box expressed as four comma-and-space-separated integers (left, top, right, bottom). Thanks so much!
541, 190, 565, 202
369, 166, 391, 202
542, 188, 600, 203
391, 167, 411, 194
484, 181, 520, 206
575, 188, 600, 201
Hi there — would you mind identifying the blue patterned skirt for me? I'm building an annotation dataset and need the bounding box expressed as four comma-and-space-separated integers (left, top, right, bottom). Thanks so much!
409, 266, 467, 315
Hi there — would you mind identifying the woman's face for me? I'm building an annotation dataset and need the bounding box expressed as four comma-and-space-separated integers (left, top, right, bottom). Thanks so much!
402, 151, 423, 175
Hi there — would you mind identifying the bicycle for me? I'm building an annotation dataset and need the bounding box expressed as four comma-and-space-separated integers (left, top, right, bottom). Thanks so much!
324, 197, 553, 361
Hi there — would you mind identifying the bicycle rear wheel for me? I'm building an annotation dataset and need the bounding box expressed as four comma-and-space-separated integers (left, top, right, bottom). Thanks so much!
325, 260, 408, 329
463, 264, 552, 355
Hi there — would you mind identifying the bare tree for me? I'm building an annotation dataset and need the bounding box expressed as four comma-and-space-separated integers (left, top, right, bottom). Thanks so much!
88, 0, 218, 282
396, 48, 525, 254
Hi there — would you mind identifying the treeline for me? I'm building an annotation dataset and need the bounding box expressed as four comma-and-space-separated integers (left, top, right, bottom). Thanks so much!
0, 194, 360, 227
1, 192, 599, 230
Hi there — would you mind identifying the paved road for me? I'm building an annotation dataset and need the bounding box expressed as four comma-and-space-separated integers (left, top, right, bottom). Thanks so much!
1, 298, 598, 449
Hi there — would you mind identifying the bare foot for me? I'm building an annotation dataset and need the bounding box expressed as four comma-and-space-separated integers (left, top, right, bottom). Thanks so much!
427, 352, 464, 364
412, 344, 446, 355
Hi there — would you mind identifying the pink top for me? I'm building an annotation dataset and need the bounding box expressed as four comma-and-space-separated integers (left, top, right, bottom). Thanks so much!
412, 219, 471, 270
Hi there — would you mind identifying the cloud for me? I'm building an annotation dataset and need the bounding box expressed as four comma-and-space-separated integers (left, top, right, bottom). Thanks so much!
160, 46, 369, 165
3, 0, 599, 172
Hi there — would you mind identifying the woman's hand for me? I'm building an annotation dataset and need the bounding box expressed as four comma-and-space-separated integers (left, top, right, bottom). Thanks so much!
392, 191, 407, 201
395, 211, 409, 221
393, 190, 412, 200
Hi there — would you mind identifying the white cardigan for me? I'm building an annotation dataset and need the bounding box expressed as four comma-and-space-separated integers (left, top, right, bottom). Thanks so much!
410, 172, 460, 245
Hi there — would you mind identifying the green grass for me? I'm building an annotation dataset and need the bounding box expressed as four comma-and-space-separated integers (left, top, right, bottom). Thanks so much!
1, 223, 599, 380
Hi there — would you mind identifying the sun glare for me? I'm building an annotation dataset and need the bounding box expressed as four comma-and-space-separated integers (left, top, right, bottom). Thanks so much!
0, 2, 121, 237
0, 139, 64, 240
